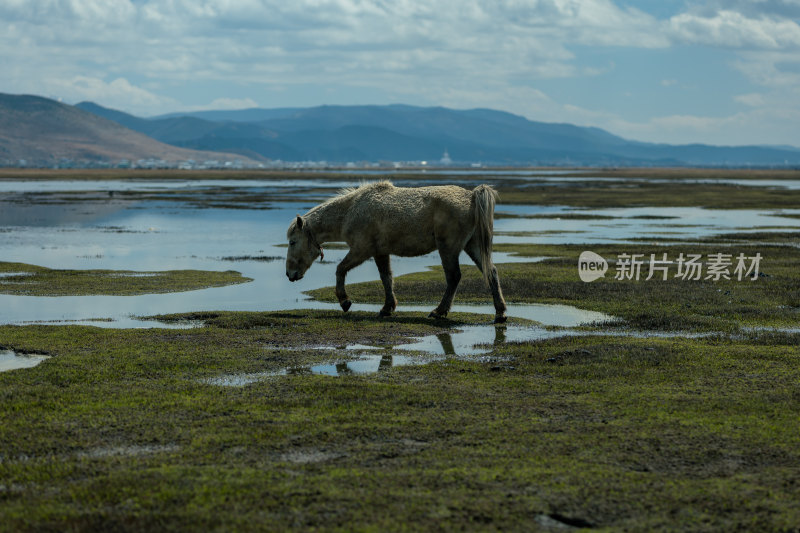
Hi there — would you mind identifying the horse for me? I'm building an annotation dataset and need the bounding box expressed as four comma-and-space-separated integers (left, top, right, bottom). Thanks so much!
285, 181, 507, 323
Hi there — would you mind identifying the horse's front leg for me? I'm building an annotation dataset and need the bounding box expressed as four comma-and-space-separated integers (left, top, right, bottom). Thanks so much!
375, 254, 397, 318
335, 250, 368, 312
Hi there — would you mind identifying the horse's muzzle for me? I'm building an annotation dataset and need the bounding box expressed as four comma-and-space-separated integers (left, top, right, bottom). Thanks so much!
287, 271, 302, 282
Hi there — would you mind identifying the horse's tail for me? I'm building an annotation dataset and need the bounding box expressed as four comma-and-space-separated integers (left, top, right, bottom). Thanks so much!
472, 184, 498, 285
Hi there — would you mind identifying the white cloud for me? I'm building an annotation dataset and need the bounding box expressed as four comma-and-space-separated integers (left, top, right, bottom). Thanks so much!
200, 97, 260, 110
692, 0, 800, 19
0, 0, 137, 28
44, 76, 177, 113
2, 0, 800, 145
531, 86, 798, 146
565, 105, 800, 147
0, 0, 667, 87
668, 9, 800, 49
734, 93, 766, 107
734, 51, 800, 87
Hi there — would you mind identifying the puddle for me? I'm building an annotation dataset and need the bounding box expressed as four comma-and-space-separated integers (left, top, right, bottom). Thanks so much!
395, 324, 571, 356
0, 272, 33, 284
0, 350, 50, 372
76, 444, 179, 459
204, 353, 419, 386
202, 299, 614, 385
204, 324, 722, 386
205, 318, 616, 386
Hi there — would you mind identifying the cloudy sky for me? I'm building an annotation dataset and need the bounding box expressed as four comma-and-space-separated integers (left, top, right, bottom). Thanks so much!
2, 0, 800, 146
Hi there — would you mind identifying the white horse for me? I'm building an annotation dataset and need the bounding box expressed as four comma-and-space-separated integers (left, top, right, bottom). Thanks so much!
286, 181, 507, 323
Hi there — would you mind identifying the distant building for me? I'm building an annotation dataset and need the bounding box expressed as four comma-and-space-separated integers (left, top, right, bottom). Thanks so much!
440, 149, 452, 165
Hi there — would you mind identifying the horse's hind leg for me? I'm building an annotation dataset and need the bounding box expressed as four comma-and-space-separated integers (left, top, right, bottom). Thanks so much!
375, 254, 397, 318
465, 237, 507, 323
429, 248, 461, 320
336, 250, 368, 312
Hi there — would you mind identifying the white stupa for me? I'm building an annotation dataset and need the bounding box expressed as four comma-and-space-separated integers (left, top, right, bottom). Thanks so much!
440, 149, 452, 165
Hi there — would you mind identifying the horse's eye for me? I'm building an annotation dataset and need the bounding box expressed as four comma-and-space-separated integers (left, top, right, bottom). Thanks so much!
289, 240, 296, 246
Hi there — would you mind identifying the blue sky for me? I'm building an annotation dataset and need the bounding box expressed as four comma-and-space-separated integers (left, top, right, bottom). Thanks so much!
2, 0, 800, 146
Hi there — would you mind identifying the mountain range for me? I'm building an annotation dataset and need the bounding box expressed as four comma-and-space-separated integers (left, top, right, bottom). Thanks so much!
2, 91, 799, 167
0, 94, 255, 167
66, 102, 800, 166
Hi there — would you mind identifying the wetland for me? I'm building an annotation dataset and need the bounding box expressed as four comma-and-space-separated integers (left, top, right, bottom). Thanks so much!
1, 168, 799, 531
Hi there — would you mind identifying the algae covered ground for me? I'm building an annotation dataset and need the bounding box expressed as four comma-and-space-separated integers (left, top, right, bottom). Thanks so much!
0, 261, 251, 296
1, 169, 799, 531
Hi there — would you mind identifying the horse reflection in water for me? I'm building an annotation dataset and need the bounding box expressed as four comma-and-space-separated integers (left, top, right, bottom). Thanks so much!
284, 326, 509, 377
285, 181, 507, 324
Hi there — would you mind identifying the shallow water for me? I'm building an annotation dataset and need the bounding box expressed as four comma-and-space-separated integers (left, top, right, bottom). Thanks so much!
0, 178, 362, 194
1, 177, 798, 328
204, 325, 719, 385
204, 325, 560, 386
496, 205, 800, 244
0, 350, 50, 372
4, 175, 791, 380
0, 181, 586, 326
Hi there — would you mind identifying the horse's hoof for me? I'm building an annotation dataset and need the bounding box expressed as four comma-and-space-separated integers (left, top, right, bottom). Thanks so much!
494, 315, 508, 324
428, 310, 446, 320
341, 300, 352, 312
377, 309, 392, 318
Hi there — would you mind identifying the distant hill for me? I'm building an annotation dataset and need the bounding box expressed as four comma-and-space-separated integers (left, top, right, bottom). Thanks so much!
152, 107, 303, 123
0, 94, 258, 167
0, 94, 791, 167
75, 101, 800, 167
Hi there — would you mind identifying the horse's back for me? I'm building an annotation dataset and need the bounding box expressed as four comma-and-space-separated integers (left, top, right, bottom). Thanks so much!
342, 183, 473, 257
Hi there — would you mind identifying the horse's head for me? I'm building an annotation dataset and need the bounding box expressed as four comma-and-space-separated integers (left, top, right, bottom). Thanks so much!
286, 215, 322, 282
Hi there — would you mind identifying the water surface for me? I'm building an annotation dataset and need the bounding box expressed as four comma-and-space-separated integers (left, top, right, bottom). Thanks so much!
1, 176, 797, 327
0, 350, 50, 372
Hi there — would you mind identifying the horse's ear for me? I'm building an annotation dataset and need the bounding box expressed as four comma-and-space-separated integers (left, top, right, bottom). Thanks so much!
296, 215, 304, 229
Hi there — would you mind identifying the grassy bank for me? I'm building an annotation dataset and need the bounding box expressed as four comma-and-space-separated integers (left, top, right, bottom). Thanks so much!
495, 181, 800, 209
0, 262, 251, 296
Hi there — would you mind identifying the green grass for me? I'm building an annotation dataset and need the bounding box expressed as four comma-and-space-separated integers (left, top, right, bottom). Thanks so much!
2, 170, 800, 531
1, 314, 798, 531
494, 179, 800, 208
0, 262, 251, 296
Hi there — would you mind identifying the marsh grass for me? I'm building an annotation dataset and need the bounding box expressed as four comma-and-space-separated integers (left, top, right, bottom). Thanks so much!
1, 313, 799, 531
0, 261, 251, 296
2, 169, 800, 531
496, 181, 800, 208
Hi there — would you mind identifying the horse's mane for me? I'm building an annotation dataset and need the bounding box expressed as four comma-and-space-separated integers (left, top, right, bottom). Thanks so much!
295, 181, 394, 229
336, 180, 393, 199
315, 180, 393, 209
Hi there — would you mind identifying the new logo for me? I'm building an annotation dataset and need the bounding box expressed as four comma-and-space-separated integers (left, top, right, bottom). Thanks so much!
578, 251, 608, 283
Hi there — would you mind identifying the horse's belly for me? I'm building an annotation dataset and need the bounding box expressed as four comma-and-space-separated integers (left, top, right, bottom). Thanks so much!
381, 233, 436, 257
